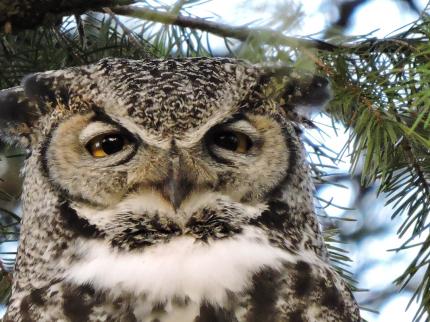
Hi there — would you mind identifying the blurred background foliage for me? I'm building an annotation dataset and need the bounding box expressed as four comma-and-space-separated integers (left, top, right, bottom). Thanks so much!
0, 0, 429, 321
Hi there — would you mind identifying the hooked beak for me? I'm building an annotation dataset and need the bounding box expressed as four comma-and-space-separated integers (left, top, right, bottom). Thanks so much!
160, 154, 194, 210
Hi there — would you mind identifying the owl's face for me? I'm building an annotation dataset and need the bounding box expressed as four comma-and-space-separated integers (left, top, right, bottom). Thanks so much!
1, 59, 360, 322
47, 109, 290, 208
0, 57, 325, 249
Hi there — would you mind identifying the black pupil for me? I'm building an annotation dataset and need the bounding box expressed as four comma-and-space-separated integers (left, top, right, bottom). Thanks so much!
213, 132, 239, 151
101, 135, 124, 155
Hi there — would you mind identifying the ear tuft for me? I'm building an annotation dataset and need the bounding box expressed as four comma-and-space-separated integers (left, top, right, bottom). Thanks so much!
0, 86, 37, 123
258, 64, 331, 111
22, 73, 54, 102
283, 74, 331, 108
0, 86, 41, 147
22, 72, 69, 106
0, 69, 75, 146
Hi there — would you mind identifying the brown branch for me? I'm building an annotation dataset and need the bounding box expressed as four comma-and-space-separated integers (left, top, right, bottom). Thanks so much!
110, 5, 338, 51
1, 0, 427, 53
110, 5, 429, 53
0, 0, 135, 33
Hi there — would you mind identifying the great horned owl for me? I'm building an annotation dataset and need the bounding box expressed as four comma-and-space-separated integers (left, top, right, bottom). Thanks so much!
0, 57, 360, 322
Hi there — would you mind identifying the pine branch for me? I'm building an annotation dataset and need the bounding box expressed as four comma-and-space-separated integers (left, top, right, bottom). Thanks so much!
0, 11, 155, 89
102, 7, 148, 51
110, 4, 430, 55
110, 5, 338, 51
1, 0, 426, 56
0, 0, 135, 32
323, 14, 430, 320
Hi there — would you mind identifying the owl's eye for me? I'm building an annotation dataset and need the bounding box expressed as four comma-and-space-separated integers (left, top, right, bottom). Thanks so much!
212, 131, 252, 153
86, 134, 128, 158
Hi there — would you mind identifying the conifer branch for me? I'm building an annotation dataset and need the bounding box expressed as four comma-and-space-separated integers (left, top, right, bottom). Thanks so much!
110, 5, 338, 51
110, 5, 428, 53
0, 0, 135, 32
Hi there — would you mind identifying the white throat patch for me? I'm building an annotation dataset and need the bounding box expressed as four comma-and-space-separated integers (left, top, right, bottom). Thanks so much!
65, 226, 297, 308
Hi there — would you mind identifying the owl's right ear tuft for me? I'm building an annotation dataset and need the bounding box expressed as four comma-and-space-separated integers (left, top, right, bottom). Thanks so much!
0, 70, 70, 147
0, 86, 37, 121
258, 65, 331, 125
22, 72, 69, 106
0, 86, 41, 147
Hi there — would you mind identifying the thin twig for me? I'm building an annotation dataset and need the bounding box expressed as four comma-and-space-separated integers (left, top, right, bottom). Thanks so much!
110, 5, 338, 51
103, 7, 148, 51
74, 14, 87, 49
0, 0, 136, 33
109, 5, 428, 53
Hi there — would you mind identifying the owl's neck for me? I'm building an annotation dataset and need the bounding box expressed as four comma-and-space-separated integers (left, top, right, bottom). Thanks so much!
261, 144, 327, 259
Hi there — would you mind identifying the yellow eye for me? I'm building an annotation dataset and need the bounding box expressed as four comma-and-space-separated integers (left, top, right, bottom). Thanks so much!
86, 134, 127, 158
212, 131, 253, 153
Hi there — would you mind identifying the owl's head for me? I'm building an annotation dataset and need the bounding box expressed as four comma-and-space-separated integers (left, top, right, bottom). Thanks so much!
0, 57, 329, 248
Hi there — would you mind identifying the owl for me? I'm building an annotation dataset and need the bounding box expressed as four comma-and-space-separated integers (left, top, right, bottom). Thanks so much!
0, 57, 360, 322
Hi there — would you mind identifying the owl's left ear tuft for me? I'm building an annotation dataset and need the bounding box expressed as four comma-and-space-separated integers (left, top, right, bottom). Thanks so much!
0, 86, 41, 147
0, 86, 36, 122
259, 66, 331, 125
0, 71, 71, 147
282, 73, 331, 126
22, 72, 70, 107
283, 74, 331, 108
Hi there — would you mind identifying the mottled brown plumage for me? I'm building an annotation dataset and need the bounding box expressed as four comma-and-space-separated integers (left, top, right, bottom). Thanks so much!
0, 57, 360, 322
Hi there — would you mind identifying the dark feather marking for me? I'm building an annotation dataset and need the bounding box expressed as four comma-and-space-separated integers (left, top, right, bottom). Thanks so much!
249, 200, 289, 231
151, 302, 166, 314
29, 288, 46, 306
172, 295, 191, 307
246, 268, 281, 322
18, 281, 62, 322
59, 202, 104, 238
62, 284, 99, 322
286, 308, 305, 322
39, 122, 56, 179
186, 208, 242, 241
58, 189, 106, 208
294, 261, 313, 297
109, 214, 181, 250
194, 303, 238, 322
321, 284, 343, 310
123, 311, 138, 322
19, 294, 34, 322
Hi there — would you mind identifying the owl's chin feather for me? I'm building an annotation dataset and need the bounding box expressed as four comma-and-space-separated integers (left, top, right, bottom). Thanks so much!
68, 191, 268, 250
64, 226, 297, 308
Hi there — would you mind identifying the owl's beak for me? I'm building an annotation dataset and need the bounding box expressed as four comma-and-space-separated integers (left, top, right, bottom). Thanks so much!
161, 154, 194, 210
